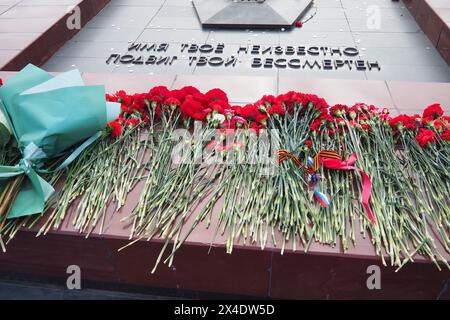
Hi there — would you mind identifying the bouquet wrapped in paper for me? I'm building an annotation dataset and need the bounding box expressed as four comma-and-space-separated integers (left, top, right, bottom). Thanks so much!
0, 64, 119, 224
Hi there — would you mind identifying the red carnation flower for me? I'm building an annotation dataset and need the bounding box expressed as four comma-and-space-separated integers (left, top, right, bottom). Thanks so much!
433, 119, 444, 131
209, 100, 230, 114
107, 120, 122, 138
149, 86, 170, 99
181, 86, 200, 96
191, 92, 208, 105
255, 113, 268, 125
310, 121, 321, 132
128, 102, 144, 113
304, 140, 312, 148
205, 88, 228, 103
132, 93, 148, 109
106, 93, 118, 102
295, 21, 303, 28
181, 98, 208, 121
164, 97, 181, 108
166, 89, 188, 103
416, 128, 437, 148
389, 114, 418, 132
302, 94, 329, 111
267, 103, 285, 117
141, 110, 151, 125
116, 90, 132, 106
239, 104, 261, 121
231, 105, 243, 115
125, 118, 140, 127
423, 103, 444, 122
257, 95, 278, 108
330, 104, 348, 118
441, 130, 450, 141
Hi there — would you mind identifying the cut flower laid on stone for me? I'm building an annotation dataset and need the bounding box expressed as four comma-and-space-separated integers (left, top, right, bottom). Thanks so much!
0, 73, 448, 272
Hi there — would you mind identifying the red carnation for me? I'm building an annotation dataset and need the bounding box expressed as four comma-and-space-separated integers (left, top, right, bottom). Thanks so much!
239, 104, 261, 121
310, 121, 321, 132
330, 104, 348, 118
181, 86, 200, 96
441, 130, 450, 141
107, 120, 122, 138
149, 86, 170, 99
231, 105, 243, 115
295, 21, 303, 28
128, 102, 144, 113
106, 93, 118, 102
302, 94, 329, 111
205, 88, 228, 103
416, 128, 437, 148
142, 110, 153, 125
304, 140, 312, 148
167, 89, 188, 103
433, 119, 444, 131
193, 92, 209, 105
125, 118, 140, 127
164, 97, 181, 108
389, 114, 418, 132
209, 99, 230, 114
116, 90, 132, 106
267, 103, 285, 117
132, 93, 148, 109
257, 95, 278, 108
181, 98, 208, 121
255, 113, 268, 125
423, 103, 444, 122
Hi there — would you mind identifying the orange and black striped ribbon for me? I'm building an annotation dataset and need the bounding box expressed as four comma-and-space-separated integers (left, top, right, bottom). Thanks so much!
278, 149, 342, 174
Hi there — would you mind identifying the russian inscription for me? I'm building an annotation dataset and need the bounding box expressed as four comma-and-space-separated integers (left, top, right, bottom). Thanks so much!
106, 43, 381, 71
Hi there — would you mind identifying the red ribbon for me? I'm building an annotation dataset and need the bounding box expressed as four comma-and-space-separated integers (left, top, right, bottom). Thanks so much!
278, 149, 376, 224
321, 153, 376, 224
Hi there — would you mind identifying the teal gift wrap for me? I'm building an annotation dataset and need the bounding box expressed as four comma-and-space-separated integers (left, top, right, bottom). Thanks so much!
0, 64, 120, 219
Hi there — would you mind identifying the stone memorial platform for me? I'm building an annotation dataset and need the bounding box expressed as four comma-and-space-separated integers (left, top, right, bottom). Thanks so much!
0, 0, 449, 299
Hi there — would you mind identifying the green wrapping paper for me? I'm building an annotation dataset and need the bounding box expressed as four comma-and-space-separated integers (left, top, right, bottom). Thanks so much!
0, 64, 120, 219
0, 108, 10, 147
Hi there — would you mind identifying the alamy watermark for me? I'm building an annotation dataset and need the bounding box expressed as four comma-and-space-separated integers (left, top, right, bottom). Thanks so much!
366, 265, 381, 290
366, 5, 381, 30
66, 265, 81, 290
170, 123, 284, 176
66, 5, 81, 30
